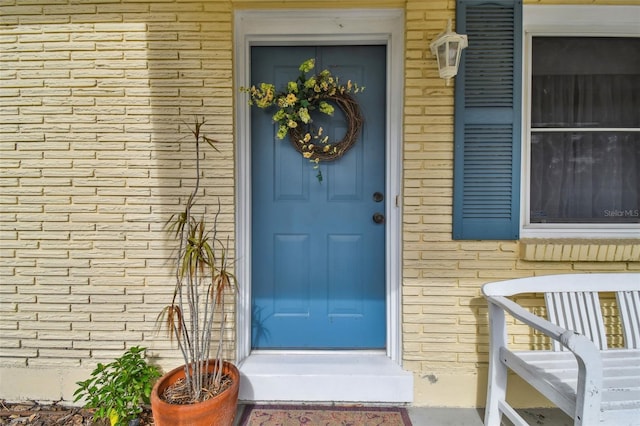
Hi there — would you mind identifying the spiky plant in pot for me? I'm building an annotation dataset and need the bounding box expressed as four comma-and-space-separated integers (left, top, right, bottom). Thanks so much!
151, 118, 239, 426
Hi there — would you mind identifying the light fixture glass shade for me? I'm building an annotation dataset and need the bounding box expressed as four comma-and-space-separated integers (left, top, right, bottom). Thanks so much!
430, 20, 468, 84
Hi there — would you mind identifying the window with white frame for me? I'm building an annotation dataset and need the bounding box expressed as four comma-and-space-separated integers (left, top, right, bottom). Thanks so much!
522, 6, 640, 237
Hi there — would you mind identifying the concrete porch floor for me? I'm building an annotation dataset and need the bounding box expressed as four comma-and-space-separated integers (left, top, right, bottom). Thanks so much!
235, 405, 573, 425
407, 407, 572, 425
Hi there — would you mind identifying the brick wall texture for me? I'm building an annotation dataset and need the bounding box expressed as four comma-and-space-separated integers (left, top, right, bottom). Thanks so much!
1, 0, 638, 405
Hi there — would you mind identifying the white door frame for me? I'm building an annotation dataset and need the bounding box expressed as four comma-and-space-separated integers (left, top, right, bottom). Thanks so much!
234, 9, 405, 366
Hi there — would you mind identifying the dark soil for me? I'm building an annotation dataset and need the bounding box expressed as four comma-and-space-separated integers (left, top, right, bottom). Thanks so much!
0, 401, 154, 426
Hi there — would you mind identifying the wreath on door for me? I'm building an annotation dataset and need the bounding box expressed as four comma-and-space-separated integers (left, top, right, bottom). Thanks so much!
242, 58, 365, 182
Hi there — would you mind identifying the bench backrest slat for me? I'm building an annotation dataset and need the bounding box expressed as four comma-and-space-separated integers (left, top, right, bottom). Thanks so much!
617, 290, 640, 349
545, 291, 608, 351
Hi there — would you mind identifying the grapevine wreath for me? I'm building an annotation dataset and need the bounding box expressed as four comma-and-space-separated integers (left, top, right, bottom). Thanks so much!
243, 58, 364, 181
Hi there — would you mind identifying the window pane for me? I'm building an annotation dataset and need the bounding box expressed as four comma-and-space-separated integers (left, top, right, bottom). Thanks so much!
532, 74, 639, 128
530, 132, 639, 224
531, 37, 640, 128
529, 36, 640, 226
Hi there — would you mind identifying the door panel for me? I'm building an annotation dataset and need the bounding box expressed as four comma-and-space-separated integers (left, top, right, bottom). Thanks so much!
251, 45, 387, 349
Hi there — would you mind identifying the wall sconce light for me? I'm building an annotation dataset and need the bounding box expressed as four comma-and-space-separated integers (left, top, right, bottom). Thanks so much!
430, 19, 468, 85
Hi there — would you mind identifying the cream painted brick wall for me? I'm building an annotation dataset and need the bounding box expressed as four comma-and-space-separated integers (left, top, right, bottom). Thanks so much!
0, 0, 235, 374
402, 0, 639, 398
1, 0, 638, 406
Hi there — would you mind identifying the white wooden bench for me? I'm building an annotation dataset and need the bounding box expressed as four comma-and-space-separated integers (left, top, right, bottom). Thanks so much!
482, 273, 640, 426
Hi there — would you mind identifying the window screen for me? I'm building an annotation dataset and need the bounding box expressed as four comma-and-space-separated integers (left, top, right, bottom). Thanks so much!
529, 37, 640, 224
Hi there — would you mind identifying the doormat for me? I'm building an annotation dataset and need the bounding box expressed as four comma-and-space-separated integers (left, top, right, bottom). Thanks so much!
238, 404, 412, 426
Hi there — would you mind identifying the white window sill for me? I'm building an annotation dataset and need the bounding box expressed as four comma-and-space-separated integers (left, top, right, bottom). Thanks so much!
520, 225, 640, 240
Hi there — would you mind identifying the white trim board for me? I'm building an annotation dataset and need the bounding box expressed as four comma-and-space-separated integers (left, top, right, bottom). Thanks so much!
233, 9, 412, 403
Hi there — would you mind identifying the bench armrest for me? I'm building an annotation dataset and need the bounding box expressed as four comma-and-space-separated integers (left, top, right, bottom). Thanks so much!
485, 294, 603, 423
487, 295, 602, 357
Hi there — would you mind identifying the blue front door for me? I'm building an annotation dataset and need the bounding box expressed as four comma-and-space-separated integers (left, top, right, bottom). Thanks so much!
251, 45, 387, 349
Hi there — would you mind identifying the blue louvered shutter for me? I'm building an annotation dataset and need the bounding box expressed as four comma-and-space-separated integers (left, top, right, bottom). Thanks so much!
453, 0, 522, 240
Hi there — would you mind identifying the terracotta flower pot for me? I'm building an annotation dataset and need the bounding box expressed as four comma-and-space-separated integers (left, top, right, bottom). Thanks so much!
151, 361, 240, 426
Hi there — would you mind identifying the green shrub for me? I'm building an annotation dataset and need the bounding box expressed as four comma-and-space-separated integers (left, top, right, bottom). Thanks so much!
74, 346, 161, 426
